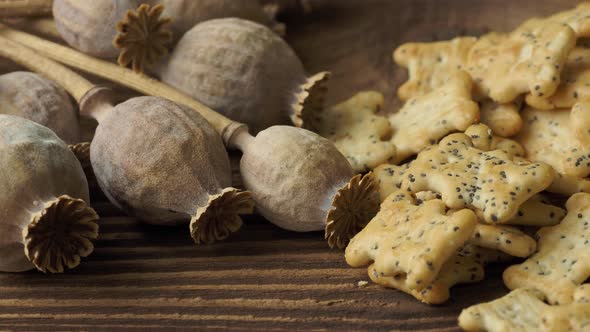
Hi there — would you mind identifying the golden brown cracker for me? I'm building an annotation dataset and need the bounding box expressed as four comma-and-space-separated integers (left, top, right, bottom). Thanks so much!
459, 286, 590, 332
467, 22, 576, 103
548, 172, 590, 196
393, 37, 477, 101
464, 123, 525, 158
531, 3, 590, 38
345, 191, 478, 291
374, 163, 411, 202
369, 245, 509, 305
517, 106, 590, 178
401, 132, 555, 224
511, 194, 566, 227
389, 71, 479, 163
526, 48, 590, 110
503, 193, 590, 305
459, 288, 553, 332
313, 91, 396, 173
479, 99, 523, 137
470, 224, 536, 258
571, 101, 590, 146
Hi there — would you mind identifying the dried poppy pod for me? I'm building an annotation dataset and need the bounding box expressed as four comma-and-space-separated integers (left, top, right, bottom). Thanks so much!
0, 115, 98, 273
0, 71, 79, 144
0, 34, 254, 244
1, 28, 379, 248
235, 126, 379, 242
91, 96, 253, 243
52, 0, 142, 59
148, 0, 284, 41
157, 18, 329, 134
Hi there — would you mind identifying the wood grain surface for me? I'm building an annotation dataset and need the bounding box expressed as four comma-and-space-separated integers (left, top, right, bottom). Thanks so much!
0, 0, 581, 331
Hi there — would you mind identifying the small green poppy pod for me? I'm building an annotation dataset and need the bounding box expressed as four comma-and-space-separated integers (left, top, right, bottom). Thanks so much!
0, 115, 98, 273
90, 96, 254, 244
52, 0, 141, 58
158, 18, 329, 134
0, 71, 79, 144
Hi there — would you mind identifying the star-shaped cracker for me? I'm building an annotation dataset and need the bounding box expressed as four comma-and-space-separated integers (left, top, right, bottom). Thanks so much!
313, 91, 397, 173
389, 71, 480, 164
526, 48, 590, 110
369, 245, 510, 305
516, 105, 590, 178
393, 37, 477, 101
504, 193, 590, 305
459, 286, 590, 332
479, 99, 523, 137
401, 132, 555, 224
345, 191, 478, 291
466, 21, 576, 103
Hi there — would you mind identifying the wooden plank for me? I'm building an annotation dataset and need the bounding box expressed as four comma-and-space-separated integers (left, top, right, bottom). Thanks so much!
0, 0, 581, 331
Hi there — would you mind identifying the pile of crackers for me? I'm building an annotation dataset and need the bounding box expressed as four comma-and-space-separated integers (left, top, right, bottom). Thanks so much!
311, 3, 590, 331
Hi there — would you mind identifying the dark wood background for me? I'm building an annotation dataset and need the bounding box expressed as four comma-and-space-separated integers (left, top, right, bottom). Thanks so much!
0, 0, 580, 331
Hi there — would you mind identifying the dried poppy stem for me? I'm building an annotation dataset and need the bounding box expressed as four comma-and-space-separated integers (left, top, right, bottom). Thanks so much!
2, 17, 61, 40
0, 0, 52, 17
0, 26, 380, 248
0, 32, 254, 245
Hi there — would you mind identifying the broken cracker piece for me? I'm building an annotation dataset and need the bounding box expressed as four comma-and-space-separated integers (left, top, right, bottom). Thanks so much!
402, 132, 555, 224
526, 48, 590, 110
393, 37, 477, 101
504, 193, 590, 305
510, 194, 566, 227
459, 286, 590, 332
389, 71, 479, 164
467, 21, 576, 103
517, 106, 590, 178
313, 91, 396, 173
345, 191, 478, 291
479, 99, 523, 137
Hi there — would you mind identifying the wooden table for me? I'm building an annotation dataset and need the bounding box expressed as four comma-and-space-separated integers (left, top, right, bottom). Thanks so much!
0, 1, 580, 330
